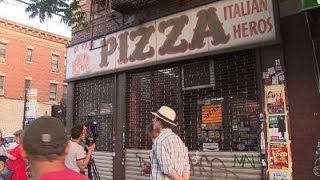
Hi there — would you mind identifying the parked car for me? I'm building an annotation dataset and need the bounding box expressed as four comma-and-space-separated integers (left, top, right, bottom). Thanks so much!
3, 135, 18, 150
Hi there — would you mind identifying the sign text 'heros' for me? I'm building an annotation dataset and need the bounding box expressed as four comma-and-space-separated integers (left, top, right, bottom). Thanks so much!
67, 0, 277, 79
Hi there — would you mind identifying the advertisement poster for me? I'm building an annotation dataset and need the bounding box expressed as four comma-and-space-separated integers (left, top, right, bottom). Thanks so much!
266, 86, 285, 114
270, 170, 289, 180
24, 89, 38, 126
201, 104, 222, 124
270, 143, 289, 170
269, 115, 286, 142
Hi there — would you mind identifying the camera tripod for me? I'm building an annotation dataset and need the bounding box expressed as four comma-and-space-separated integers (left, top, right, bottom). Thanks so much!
88, 157, 100, 180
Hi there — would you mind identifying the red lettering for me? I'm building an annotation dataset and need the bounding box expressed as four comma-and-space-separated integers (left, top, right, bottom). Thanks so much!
233, 24, 241, 39
258, 19, 267, 34
242, 22, 249, 38
249, 21, 258, 36
267, 17, 273, 33
233, 4, 241, 19
252, 0, 260, 14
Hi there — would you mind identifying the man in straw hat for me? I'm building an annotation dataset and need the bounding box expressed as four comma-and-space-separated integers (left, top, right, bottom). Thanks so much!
150, 106, 190, 180
21, 116, 88, 180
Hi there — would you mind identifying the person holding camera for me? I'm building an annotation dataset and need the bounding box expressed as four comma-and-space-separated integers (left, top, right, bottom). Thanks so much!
65, 125, 96, 173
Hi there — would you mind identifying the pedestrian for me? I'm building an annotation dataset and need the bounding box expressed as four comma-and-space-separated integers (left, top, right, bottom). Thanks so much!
65, 124, 95, 173
21, 116, 88, 180
146, 123, 160, 142
1, 129, 27, 180
0, 130, 8, 163
142, 123, 161, 175
150, 106, 190, 180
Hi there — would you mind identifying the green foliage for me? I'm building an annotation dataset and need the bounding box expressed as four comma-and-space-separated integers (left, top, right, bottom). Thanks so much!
25, 0, 88, 28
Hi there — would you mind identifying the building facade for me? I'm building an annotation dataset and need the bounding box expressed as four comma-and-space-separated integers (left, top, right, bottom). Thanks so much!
66, 0, 320, 179
0, 18, 69, 135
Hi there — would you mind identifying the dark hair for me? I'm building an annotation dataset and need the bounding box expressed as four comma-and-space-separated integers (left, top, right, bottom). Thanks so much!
156, 118, 176, 130
146, 123, 154, 134
71, 124, 84, 139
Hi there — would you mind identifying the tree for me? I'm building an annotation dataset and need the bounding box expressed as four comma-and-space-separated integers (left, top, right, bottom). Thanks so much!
26, 0, 87, 28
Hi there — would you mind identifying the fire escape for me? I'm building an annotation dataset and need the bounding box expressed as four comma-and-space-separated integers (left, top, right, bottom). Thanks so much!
88, 0, 160, 49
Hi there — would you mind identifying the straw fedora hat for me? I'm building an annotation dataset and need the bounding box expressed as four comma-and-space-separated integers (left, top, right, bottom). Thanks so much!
151, 106, 177, 126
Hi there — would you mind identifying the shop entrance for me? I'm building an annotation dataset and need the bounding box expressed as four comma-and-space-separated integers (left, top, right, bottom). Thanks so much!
125, 49, 263, 179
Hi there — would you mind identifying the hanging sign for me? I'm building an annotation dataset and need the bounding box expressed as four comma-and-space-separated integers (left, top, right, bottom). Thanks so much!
201, 104, 222, 123
25, 89, 38, 126
66, 0, 278, 80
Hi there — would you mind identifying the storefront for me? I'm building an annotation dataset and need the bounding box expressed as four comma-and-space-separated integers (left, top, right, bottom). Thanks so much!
66, 0, 283, 179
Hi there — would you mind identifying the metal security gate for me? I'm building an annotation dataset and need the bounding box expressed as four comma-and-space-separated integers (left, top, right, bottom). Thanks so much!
125, 49, 262, 179
74, 76, 115, 180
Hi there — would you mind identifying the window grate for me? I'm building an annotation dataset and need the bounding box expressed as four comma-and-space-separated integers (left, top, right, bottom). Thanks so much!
74, 76, 115, 152
126, 50, 260, 151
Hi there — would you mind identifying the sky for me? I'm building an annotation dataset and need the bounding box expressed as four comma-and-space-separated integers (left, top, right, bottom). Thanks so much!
0, 0, 71, 38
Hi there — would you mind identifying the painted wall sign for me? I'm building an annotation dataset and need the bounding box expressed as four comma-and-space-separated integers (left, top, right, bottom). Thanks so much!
201, 104, 222, 123
66, 0, 278, 80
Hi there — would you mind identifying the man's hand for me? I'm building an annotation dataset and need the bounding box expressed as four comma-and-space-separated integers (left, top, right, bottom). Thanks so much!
86, 143, 96, 154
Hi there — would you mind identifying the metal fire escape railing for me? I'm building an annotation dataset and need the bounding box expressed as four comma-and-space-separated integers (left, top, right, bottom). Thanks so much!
88, 0, 159, 50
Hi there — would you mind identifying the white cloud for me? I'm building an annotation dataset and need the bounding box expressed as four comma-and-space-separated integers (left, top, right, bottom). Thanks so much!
0, 0, 71, 38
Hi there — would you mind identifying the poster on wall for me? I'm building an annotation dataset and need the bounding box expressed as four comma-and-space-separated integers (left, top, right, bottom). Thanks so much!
270, 170, 289, 180
269, 115, 286, 142
266, 87, 285, 114
24, 89, 38, 126
201, 104, 222, 124
270, 143, 289, 170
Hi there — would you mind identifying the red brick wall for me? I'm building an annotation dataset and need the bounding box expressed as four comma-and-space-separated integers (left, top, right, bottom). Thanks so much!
281, 13, 320, 180
0, 27, 67, 103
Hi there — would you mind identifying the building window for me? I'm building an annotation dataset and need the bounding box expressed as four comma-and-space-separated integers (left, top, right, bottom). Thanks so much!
51, 54, 59, 72
182, 61, 215, 90
50, 83, 58, 102
0, 76, 4, 95
25, 79, 31, 89
0, 43, 7, 63
27, 49, 33, 62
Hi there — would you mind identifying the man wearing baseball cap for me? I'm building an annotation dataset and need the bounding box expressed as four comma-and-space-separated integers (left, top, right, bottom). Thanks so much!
21, 116, 88, 180
150, 106, 190, 180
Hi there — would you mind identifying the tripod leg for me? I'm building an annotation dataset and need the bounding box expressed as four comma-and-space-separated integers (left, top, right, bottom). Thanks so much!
88, 161, 93, 180
91, 159, 100, 180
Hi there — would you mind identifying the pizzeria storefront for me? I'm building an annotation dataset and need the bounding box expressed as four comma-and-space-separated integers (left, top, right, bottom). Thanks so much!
66, 0, 290, 179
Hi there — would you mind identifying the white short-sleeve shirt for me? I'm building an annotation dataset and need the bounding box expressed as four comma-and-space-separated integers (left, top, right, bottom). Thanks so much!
65, 140, 86, 172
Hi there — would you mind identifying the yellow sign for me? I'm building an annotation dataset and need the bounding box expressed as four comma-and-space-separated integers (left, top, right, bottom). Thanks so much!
201, 104, 222, 124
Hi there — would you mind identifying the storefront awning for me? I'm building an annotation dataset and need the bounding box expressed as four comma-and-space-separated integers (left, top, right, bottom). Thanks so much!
302, 0, 320, 10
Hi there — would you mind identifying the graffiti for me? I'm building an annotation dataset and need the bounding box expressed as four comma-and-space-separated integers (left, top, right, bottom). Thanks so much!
189, 154, 240, 179
233, 154, 256, 168
134, 152, 257, 179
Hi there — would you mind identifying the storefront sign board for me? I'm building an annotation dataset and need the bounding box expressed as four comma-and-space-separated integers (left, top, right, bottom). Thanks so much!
66, 0, 278, 80
201, 104, 222, 123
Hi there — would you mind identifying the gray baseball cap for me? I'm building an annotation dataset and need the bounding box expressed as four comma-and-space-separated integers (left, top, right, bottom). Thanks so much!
23, 116, 68, 158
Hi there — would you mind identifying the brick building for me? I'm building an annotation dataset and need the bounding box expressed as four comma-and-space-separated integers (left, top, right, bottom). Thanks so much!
0, 18, 69, 135
65, 0, 320, 179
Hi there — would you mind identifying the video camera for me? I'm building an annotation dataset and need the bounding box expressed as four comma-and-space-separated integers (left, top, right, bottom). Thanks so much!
85, 119, 99, 147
